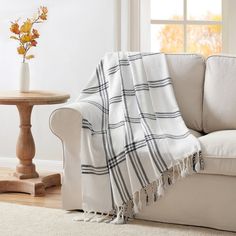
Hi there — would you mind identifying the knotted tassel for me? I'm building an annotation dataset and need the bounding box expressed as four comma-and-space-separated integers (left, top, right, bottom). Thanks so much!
99, 212, 112, 223
185, 158, 191, 175
133, 192, 139, 213
181, 170, 187, 178
84, 211, 97, 222
195, 161, 200, 172
153, 181, 158, 202
194, 152, 201, 172
110, 208, 125, 224
91, 212, 111, 223
177, 163, 182, 180
181, 160, 187, 178
72, 213, 84, 222
199, 150, 204, 170
92, 213, 104, 223
157, 178, 164, 197
73, 211, 96, 222
145, 183, 154, 205
138, 188, 146, 211
167, 174, 172, 185
172, 165, 176, 184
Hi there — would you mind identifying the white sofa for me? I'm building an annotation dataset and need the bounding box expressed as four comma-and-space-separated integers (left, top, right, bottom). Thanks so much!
50, 54, 236, 232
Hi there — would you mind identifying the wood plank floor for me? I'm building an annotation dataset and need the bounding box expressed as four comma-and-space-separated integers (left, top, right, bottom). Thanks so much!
0, 167, 62, 209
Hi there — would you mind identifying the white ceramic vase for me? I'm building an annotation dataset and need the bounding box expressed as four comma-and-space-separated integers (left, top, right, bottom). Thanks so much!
19, 62, 30, 92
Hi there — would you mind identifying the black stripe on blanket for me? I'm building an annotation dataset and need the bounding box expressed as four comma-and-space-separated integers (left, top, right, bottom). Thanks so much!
118, 53, 150, 188
100, 60, 131, 202
82, 82, 109, 94
81, 130, 191, 175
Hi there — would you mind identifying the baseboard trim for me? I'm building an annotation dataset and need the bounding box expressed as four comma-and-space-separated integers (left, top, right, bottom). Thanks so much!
0, 157, 63, 172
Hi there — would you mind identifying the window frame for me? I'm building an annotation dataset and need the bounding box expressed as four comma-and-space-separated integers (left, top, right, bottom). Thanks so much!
116, 0, 229, 53
150, 0, 222, 53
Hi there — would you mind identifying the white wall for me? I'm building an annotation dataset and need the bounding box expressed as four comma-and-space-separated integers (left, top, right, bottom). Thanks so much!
0, 0, 115, 162
223, 0, 236, 54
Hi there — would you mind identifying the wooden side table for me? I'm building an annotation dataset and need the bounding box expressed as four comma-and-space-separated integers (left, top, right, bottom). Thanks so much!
0, 90, 70, 196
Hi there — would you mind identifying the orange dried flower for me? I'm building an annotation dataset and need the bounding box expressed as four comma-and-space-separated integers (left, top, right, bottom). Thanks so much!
10, 6, 48, 62
32, 29, 40, 39
17, 46, 26, 55
41, 6, 48, 15
39, 6, 48, 20
10, 22, 20, 34
39, 14, 47, 20
20, 34, 31, 43
31, 40, 37, 47
20, 20, 32, 33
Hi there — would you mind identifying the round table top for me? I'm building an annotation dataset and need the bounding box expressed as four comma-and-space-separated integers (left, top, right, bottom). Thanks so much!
0, 90, 70, 105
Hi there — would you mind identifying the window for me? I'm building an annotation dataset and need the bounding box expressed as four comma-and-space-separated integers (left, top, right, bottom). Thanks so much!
150, 0, 222, 56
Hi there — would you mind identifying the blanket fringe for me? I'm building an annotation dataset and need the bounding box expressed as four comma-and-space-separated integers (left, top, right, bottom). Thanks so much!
77, 151, 203, 224
120, 150, 203, 220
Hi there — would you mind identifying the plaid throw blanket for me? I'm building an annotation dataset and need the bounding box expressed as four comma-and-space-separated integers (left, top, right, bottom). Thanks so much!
78, 52, 203, 224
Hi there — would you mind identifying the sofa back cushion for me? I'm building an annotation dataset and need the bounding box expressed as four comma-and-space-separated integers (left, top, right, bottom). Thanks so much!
166, 54, 205, 131
203, 55, 236, 133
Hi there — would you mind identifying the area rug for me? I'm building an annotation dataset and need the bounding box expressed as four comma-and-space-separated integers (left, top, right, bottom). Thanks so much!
0, 202, 235, 236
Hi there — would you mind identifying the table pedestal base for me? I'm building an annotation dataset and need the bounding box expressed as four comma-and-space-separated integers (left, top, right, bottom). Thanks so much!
0, 172, 61, 196
13, 172, 39, 180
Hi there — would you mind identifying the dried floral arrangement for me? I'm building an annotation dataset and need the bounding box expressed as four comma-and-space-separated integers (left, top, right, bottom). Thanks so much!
10, 6, 48, 63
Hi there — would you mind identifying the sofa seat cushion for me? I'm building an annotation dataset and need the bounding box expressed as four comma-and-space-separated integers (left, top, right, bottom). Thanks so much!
199, 130, 236, 176
189, 129, 203, 138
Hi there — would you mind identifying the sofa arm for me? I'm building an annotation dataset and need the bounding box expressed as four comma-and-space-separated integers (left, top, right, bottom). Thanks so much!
50, 103, 83, 210
49, 103, 82, 145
